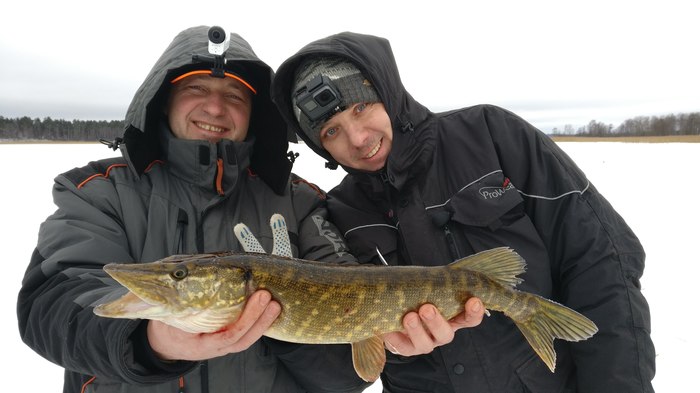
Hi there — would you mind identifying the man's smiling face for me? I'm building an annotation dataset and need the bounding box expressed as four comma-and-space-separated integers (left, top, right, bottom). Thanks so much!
167, 74, 253, 143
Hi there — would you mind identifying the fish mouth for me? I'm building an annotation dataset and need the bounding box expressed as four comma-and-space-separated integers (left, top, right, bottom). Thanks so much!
103, 264, 177, 305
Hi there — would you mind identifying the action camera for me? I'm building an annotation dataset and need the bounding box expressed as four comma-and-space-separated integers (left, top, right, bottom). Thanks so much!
207, 26, 230, 55
295, 74, 343, 124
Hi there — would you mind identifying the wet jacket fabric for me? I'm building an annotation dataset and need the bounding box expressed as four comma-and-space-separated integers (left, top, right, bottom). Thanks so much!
17, 26, 368, 393
272, 32, 655, 393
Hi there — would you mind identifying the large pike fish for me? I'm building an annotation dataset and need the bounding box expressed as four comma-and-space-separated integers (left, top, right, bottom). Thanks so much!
94, 247, 597, 382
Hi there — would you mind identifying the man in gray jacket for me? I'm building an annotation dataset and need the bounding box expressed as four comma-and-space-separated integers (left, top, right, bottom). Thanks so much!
17, 26, 371, 393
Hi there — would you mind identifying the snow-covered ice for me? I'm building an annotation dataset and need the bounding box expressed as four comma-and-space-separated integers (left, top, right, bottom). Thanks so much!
2, 141, 696, 391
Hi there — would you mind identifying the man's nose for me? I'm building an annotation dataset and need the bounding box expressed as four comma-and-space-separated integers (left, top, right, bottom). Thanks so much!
346, 121, 369, 148
202, 94, 225, 116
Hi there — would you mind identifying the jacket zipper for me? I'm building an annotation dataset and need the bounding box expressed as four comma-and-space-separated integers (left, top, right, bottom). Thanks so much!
175, 209, 188, 254
443, 223, 461, 261
428, 210, 462, 261
379, 171, 396, 222
200, 361, 209, 393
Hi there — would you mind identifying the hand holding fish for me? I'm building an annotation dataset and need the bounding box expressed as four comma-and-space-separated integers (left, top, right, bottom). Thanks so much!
94, 214, 598, 382
383, 298, 485, 356
144, 215, 293, 362
146, 290, 281, 361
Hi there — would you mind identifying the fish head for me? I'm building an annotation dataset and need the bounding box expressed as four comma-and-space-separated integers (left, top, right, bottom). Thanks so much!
95, 256, 251, 333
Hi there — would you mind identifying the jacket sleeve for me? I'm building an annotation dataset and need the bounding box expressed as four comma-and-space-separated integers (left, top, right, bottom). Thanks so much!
480, 105, 655, 392
266, 175, 370, 392
16, 173, 195, 385
290, 174, 357, 264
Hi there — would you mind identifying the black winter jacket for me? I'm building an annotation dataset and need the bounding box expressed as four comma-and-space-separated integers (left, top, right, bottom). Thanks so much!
17, 26, 368, 393
272, 32, 655, 393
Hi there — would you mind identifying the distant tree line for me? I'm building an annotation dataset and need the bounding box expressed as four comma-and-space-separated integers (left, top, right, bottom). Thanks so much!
0, 116, 124, 142
1, 111, 699, 141
550, 112, 700, 137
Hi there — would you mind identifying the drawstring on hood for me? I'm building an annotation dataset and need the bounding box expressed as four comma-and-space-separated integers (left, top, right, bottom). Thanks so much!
100, 136, 123, 151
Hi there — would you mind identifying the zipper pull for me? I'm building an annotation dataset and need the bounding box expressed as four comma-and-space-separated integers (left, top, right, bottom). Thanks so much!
178, 376, 185, 393
379, 171, 395, 220
429, 210, 460, 260
375, 246, 389, 265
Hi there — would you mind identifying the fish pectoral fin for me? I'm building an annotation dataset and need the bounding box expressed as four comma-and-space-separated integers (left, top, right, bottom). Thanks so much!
163, 306, 243, 334
351, 336, 386, 382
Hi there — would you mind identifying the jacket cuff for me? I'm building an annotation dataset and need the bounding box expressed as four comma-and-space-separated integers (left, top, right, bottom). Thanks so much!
132, 320, 195, 375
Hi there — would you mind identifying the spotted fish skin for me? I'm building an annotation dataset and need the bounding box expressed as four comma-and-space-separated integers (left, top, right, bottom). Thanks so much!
94, 247, 598, 381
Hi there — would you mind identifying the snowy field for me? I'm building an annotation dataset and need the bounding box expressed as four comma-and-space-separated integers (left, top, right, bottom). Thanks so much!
2, 141, 697, 392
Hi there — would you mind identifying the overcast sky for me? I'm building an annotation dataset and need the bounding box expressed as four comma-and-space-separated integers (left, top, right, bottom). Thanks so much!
1, 0, 697, 132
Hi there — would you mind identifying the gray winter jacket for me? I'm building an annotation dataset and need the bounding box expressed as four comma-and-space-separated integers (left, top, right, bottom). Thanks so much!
17, 26, 368, 393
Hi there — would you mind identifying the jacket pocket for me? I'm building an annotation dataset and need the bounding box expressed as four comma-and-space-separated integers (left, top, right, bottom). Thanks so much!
344, 220, 398, 265
83, 378, 183, 393
442, 173, 552, 293
445, 173, 523, 230
515, 351, 575, 393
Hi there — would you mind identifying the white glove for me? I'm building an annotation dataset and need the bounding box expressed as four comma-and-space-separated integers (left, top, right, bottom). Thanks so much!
233, 213, 293, 258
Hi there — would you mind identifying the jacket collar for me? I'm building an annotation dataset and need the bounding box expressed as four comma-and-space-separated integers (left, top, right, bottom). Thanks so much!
159, 122, 252, 195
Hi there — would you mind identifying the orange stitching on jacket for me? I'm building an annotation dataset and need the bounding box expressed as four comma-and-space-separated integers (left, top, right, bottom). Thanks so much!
77, 164, 128, 189
80, 376, 96, 393
76, 160, 164, 189
293, 178, 326, 200
144, 160, 165, 173
246, 167, 258, 177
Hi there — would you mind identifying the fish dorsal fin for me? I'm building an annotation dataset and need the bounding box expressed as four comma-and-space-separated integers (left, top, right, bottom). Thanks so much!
448, 247, 526, 288
351, 335, 386, 382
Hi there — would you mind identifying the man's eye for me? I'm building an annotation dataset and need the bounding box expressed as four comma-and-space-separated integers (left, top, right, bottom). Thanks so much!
355, 103, 367, 113
326, 127, 337, 137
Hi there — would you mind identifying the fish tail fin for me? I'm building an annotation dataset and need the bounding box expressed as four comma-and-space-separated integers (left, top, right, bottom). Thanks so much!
513, 296, 598, 372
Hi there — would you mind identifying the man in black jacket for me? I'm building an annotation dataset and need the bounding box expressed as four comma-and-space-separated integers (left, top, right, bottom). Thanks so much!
271, 32, 655, 392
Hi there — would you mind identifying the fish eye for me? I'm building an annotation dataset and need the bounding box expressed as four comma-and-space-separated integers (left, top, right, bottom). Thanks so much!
170, 266, 188, 280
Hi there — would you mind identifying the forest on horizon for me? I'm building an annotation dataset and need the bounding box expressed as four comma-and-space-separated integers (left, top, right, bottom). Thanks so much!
1, 111, 699, 142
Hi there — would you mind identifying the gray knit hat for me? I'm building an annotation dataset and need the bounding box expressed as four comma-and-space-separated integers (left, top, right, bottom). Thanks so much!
291, 56, 380, 150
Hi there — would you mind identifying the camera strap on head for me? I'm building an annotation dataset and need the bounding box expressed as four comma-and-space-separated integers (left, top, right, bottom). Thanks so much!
190, 54, 227, 78
183, 26, 228, 78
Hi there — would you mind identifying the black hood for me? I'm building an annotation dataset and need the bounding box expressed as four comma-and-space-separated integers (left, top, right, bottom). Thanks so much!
271, 31, 431, 178
121, 25, 292, 194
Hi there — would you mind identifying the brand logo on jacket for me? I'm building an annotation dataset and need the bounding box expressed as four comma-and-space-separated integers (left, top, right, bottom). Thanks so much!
479, 181, 515, 200
312, 215, 350, 256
